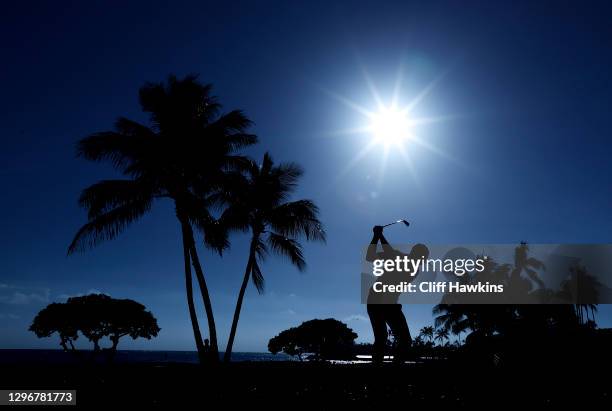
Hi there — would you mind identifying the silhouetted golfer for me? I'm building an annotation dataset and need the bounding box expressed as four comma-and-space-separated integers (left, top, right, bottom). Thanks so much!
366, 225, 429, 363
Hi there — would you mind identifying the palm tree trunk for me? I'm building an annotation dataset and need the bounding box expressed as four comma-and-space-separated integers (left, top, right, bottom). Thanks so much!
181, 221, 207, 363
224, 250, 254, 362
184, 224, 219, 362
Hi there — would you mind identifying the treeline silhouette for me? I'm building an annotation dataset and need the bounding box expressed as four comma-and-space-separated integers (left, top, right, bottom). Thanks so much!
437, 242, 605, 305
268, 242, 608, 366
423, 243, 605, 367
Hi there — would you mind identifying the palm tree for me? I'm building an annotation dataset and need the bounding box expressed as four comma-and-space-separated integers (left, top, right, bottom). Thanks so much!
434, 328, 449, 346
68, 75, 256, 363
419, 326, 434, 343
433, 304, 470, 336
221, 153, 325, 362
510, 242, 545, 291
557, 265, 601, 325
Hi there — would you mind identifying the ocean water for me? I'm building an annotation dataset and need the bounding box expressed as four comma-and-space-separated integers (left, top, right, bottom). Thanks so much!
0, 349, 295, 364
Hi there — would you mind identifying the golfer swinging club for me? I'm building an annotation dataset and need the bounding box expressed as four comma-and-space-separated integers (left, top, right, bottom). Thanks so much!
366, 223, 429, 364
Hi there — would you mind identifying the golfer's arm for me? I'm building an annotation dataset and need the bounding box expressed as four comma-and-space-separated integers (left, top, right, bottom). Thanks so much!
379, 233, 395, 254
365, 234, 379, 262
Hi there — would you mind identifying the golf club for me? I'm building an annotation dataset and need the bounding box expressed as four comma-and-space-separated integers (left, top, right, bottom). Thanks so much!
381, 219, 410, 228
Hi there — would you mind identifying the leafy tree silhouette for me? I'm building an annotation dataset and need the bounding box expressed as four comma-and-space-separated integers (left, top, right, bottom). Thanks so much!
268, 319, 357, 361
29, 303, 79, 352
67, 75, 256, 363
30, 294, 160, 362
105, 298, 160, 354
268, 327, 303, 360
221, 153, 325, 362
67, 294, 110, 353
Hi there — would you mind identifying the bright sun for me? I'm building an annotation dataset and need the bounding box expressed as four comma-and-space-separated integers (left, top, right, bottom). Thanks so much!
370, 107, 411, 146
324, 64, 453, 184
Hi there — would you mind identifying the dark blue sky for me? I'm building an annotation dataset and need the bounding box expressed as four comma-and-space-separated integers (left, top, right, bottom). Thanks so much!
1, 1, 611, 351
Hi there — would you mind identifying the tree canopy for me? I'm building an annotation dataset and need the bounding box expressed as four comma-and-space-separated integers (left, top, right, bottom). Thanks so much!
30, 303, 80, 352
268, 318, 357, 361
30, 294, 160, 358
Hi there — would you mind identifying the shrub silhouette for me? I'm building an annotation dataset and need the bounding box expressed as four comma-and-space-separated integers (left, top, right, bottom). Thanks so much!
268, 318, 357, 361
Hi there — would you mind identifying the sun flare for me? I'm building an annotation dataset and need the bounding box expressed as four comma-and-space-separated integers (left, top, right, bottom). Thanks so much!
324, 64, 455, 185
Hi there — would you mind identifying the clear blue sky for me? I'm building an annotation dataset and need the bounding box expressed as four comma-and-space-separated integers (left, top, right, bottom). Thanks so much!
1, 1, 611, 351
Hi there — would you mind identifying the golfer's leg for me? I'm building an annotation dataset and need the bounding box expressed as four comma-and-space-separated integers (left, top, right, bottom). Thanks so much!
367, 304, 387, 363
386, 305, 412, 361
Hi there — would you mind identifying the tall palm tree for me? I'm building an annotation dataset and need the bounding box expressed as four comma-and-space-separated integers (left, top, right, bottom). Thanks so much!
557, 265, 601, 325
221, 153, 325, 362
510, 242, 545, 291
433, 304, 470, 336
68, 75, 256, 363
434, 328, 449, 346
419, 326, 434, 343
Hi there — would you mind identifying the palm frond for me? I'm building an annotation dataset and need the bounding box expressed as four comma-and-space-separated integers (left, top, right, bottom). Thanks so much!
225, 133, 258, 151
253, 235, 268, 262
68, 197, 152, 254
272, 161, 303, 194
202, 220, 229, 255
114, 117, 156, 139
139, 75, 221, 130
267, 232, 306, 271
181, 193, 229, 254
76, 131, 148, 173
267, 200, 326, 242
206, 171, 250, 206
218, 205, 251, 234
78, 179, 157, 219
250, 258, 265, 294
221, 155, 256, 174
258, 152, 303, 199
209, 110, 254, 135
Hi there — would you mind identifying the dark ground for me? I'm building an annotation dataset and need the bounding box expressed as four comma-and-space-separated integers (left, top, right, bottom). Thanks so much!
1, 358, 610, 408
